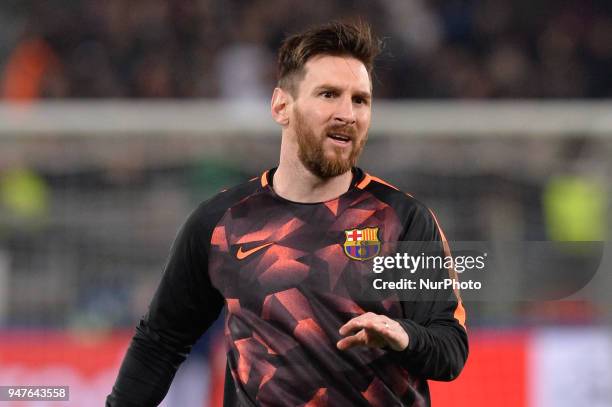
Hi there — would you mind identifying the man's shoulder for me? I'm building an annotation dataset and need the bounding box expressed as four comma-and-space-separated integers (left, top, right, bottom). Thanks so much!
357, 170, 437, 229
173, 175, 264, 247
356, 170, 420, 207
190, 174, 264, 222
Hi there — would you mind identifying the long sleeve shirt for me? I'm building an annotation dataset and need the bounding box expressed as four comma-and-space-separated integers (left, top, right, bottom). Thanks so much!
107, 167, 468, 406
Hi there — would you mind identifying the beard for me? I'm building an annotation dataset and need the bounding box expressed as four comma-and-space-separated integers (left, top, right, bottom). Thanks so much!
293, 107, 367, 179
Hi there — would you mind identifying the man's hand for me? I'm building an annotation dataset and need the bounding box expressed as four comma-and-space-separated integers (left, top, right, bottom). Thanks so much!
337, 312, 409, 352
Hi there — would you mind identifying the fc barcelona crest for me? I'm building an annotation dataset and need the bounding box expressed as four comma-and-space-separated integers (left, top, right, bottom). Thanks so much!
343, 227, 381, 261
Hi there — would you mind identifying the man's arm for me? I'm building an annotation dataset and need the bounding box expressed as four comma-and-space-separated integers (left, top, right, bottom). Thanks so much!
107, 205, 225, 406
337, 301, 467, 382
392, 298, 467, 381
337, 203, 468, 381
392, 205, 468, 381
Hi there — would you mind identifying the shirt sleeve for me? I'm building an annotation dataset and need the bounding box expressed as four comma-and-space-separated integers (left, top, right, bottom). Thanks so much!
390, 204, 469, 382
106, 204, 225, 406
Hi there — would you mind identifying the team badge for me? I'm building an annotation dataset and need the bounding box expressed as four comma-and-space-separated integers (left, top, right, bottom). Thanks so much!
343, 227, 381, 261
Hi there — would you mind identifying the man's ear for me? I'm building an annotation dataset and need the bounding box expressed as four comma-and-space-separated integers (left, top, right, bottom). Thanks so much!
271, 87, 290, 126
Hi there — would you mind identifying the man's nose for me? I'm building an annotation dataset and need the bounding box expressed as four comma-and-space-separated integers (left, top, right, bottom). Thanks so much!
333, 95, 356, 125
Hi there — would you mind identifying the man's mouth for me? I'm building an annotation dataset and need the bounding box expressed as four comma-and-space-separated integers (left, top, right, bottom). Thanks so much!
327, 133, 352, 144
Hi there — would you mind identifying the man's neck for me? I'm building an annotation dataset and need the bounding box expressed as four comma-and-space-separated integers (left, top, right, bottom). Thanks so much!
273, 160, 353, 203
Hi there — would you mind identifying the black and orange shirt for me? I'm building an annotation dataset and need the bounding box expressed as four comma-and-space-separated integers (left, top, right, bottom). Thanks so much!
107, 167, 468, 407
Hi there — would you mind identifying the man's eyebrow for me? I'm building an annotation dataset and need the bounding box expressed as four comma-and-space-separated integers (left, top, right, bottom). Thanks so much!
353, 90, 372, 100
313, 84, 341, 93
313, 84, 372, 99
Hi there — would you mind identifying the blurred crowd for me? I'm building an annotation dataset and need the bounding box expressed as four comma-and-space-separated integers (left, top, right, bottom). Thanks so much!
0, 0, 611, 100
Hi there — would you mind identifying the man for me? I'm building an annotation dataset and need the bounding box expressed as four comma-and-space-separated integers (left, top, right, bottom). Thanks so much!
107, 21, 467, 406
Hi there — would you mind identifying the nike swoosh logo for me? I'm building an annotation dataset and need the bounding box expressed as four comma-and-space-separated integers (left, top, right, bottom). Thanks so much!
236, 242, 274, 260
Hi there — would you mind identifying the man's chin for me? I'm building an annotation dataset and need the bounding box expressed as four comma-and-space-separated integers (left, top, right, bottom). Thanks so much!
324, 153, 351, 167
297, 134, 361, 178
315, 158, 353, 178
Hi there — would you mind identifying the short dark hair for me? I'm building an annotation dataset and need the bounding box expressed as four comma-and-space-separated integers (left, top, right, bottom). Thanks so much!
277, 20, 381, 97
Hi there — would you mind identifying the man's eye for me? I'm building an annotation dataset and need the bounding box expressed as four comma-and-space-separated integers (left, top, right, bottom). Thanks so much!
321, 91, 335, 98
353, 97, 369, 105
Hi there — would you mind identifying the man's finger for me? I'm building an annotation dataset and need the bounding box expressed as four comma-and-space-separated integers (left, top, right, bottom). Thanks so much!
338, 312, 371, 335
337, 328, 388, 350
339, 314, 382, 336
336, 332, 367, 350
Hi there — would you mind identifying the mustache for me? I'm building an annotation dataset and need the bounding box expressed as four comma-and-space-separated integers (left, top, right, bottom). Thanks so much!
325, 124, 357, 139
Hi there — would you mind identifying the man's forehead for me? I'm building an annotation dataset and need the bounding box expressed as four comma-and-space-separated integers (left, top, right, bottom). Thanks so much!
301, 55, 371, 92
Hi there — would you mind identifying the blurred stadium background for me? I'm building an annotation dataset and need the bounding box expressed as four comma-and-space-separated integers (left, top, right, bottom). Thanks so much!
0, 1, 611, 406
